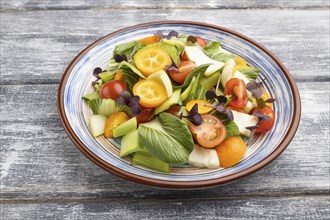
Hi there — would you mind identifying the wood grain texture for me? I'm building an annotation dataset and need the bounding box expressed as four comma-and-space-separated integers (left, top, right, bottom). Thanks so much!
1, 82, 329, 202
1, 9, 329, 85
1, 0, 329, 10
1, 196, 330, 220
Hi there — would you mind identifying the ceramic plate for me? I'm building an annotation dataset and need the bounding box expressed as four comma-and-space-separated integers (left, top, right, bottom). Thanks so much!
57, 21, 301, 189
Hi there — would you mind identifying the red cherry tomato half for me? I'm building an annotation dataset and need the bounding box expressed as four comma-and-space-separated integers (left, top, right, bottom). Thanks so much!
180, 51, 189, 61
136, 106, 155, 124
99, 80, 127, 100
253, 105, 275, 134
189, 114, 226, 148
195, 36, 207, 48
168, 61, 196, 84
224, 78, 248, 109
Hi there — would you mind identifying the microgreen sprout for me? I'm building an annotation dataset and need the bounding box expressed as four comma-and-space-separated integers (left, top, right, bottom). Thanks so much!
154, 30, 179, 39
179, 103, 203, 125
204, 90, 233, 121
115, 91, 141, 116
114, 54, 128, 63
187, 36, 197, 46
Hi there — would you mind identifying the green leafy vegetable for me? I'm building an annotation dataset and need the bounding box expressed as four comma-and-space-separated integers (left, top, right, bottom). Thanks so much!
82, 92, 100, 101
131, 151, 169, 173
185, 75, 207, 103
213, 112, 240, 137
119, 61, 145, 78
175, 64, 211, 89
138, 113, 194, 164
238, 68, 260, 81
199, 70, 221, 91
203, 42, 236, 62
118, 61, 144, 94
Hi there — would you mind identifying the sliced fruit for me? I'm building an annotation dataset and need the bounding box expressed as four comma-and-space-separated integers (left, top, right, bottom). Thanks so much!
147, 70, 173, 97
189, 114, 226, 148
186, 100, 213, 114
137, 35, 159, 44
120, 129, 147, 157
133, 79, 167, 108
224, 78, 248, 109
188, 144, 220, 169
114, 70, 125, 81
231, 110, 258, 137
253, 105, 275, 134
134, 46, 172, 77
168, 61, 196, 84
154, 89, 181, 115
215, 136, 246, 168
184, 46, 224, 76
131, 151, 170, 173
113, 117, 137, 138
89, 115, 107, 137
104, 112, 129, 138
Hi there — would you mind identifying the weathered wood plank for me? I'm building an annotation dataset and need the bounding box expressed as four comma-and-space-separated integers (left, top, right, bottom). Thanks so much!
0, 82, 329, 201
1, 196, 329, 220
1, 9, 329, 85
1, 0, 329, 10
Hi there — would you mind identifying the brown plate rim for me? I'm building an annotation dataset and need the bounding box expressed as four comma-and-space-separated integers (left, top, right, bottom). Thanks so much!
57, 21, 301, 189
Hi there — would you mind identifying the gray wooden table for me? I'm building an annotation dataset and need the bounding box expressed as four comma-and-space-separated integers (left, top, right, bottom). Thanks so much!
1, 1, 329, 219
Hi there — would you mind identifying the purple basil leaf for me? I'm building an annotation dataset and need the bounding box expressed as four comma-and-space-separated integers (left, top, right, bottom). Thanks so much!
114, 54, 127, 63
246, 81, 263, 98
121, 91, 131, 103
226, 109, 234, 121
216, 95, 227, 104
265, 98, 276, 103
256, 98, 266, 108
254, 112, 271, 121
93, 67, 103, 79
205, 90, 217, 100
165, 31, 179, 39
215, 103, 226, 113
245, 125, 259, 131
130, 104, 141, 116
116, 96, 127, 106
130, 96, 140, 105
188, 113, 203, 126
178, 112, 183, 120
189, 103, 199, 116
154, 30, 165, 39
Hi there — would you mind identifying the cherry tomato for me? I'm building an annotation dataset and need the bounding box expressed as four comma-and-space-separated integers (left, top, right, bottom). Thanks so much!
253, 105, 275, 134
180, 51, 189, 61
168, 61, 196, 84
215, 136, 246, 168
224, 78, 248, 109
189, 114, 226, 148
136, 106, 155, 124
195, 36, 207, 48
100, 80, 127, 100
165, 105, 182, 116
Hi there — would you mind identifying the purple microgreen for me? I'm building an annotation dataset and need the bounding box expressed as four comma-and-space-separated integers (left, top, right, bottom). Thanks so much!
154, 30, 178, 39
180, 104, 203, 126
265, 98, 276, 103
246, 81, 263, 98
93, 67, 103, 79
205, 90, 217, 100
115, 96, 127, 106
114, 54, 128, 63
254, 112, 271, 121
121, 91, 131, 103
226, 109, 234, 121
187, 113, 203, 126
189, 103, 199, 116
165, 57, 179, 73
130, 104, 141, 116
205, 90, 227, 104
130, 96, 140, 105
245, 125, 259, 131
215, 103, 226, 113
187, 36, 197, 46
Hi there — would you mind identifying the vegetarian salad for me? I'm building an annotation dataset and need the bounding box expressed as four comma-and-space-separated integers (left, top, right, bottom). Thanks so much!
82, 31, 275, 173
